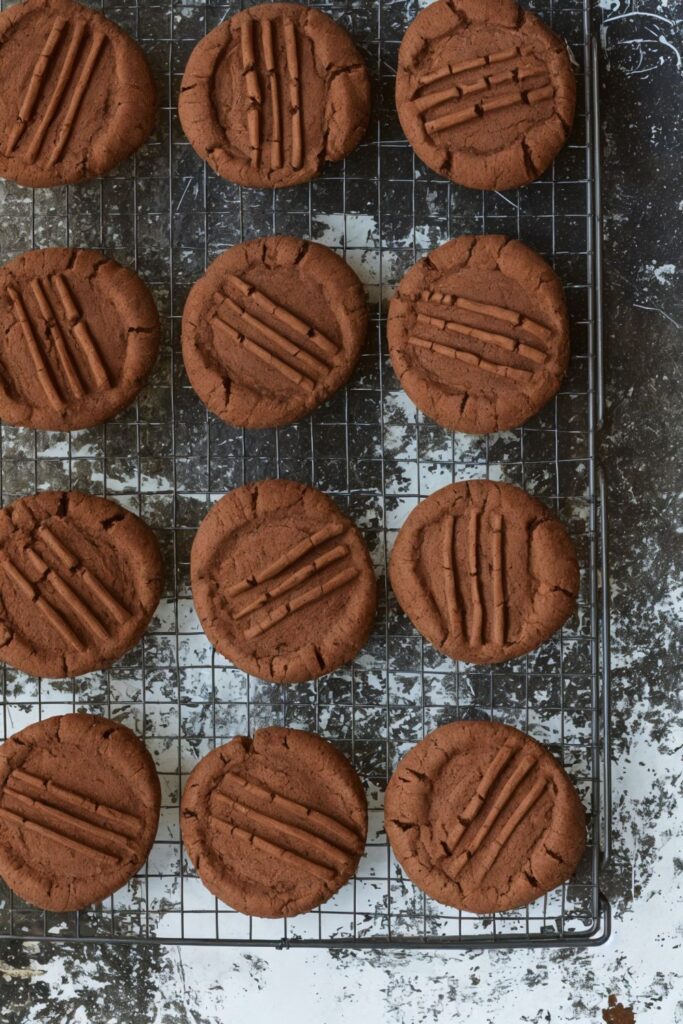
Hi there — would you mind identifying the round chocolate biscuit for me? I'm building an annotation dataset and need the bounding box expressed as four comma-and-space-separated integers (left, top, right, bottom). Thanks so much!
182, 236, 368, 429
0, 248, 160, 431
396, 0, 575, 191
389, 480, 579, 665
0, 713, 160, 911
181, 727, 367, 918
191, 479, 377, 684
385, 720, 586, 913
0, 0, 157, 188
387, 235, 569, 434
179, 3, 371, 189
0, 490, 163, 679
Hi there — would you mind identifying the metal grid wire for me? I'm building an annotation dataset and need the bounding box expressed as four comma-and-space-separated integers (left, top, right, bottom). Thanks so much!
0, 0, 610, 947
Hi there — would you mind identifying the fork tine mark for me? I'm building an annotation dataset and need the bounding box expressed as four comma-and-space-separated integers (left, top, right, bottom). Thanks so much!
217, 293, 328, 376
425, 106, 478, 133
49, 32, 106, 165
26, 22, 88, 161
413, 85, 460, 115
261, 19, 282, 170
213, 818, 337, 881
491, 513, 505, 647
232, 545, 348, 620
416, 56, 487, 88
226, 274, 337, 356
6, 287, 63, 410
527, 84, 554, 104
283, 20, 303, 170
214, 792, 353, 868
228, 522, 346, 597
24, 545, 109, 641
212, 316, 316, 392
420, 292, 551, 347
9, 769, 140, 832
1, 554, 86, 650
473, 776, 550, 879
416, 311, 516, 352
243, 566, 358, 640
222, 772, 363, 850
3, 789, 136, 853
445, 741, 518, 851
7, 18, 67, 152
241, 18, 261, 166
467, 507, 482, 646
449, 754, 539, 876
51, 274, 110, 388
0, 806, 121, 864
442, 514, 462, 639
30, 279, 84, 398
39, 526, 130, 624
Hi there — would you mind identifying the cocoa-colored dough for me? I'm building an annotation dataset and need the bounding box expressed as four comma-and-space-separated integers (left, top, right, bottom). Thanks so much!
0, 490, 163, 678
389, 480, 579, 665
0, 0, 157, 188
385, 720, 585, 913
387, 234, 569, 434
179, 3, 371, 189
181, 727, 367, 918
191, 479, 377, 685
0, 248, 160, 431
0, 713, 160, 911
182, 236, 368, 429
396, 0, 576, 190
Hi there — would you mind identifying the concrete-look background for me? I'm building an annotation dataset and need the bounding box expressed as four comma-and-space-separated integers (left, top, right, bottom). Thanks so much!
0, 0, 681, 1021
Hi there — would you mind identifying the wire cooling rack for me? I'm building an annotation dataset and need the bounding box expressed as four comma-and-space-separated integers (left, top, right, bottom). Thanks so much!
0, 0, 610, 948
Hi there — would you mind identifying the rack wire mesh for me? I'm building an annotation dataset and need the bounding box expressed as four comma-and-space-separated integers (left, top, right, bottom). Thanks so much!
0, 0, 610, 947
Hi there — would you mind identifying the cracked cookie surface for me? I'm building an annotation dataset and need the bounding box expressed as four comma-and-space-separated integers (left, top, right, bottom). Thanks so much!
0, 490, 163, 678
396, 0, 575, 190
191, 479, 377, 684
0, 712, 160, 911
0, 247, 160, 431
181, 726, 367, 917
182, 235, 368, 429
178, 2, 371, 189
389, 480, 579, 665
0, 0, 157, 188
387, 234, 569, 434
385, 720, 585, 913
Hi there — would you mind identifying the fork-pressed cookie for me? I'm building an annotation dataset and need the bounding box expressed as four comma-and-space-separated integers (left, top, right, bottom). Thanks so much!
191, 479, 377, 684
389, 479, 579, 665
182, 235, 368, 429
178, 2, 371, 189
0, 713, 160, 911
181, 727, 367, 917
0, 0, 156, 188
385, 720, 585, 913
0, 490, 163, 678
395, 0, 575, 190
0, 248, 160, 431
387, 234, 570, 435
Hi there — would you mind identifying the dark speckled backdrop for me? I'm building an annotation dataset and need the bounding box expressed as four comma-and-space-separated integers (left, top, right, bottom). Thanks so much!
0, 0, 681, 1020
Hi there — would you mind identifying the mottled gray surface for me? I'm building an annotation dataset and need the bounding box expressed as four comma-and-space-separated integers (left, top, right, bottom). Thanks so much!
0, 0, 682, 1020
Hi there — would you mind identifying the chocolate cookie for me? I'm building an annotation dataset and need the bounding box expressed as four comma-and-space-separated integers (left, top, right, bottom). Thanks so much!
0, 0, 157, 188
181, 727, 366, 918
182, 236, 368, 429
385, 720, 585, 913
0, 248, 160, 431
0, 490, 163, 679
191, 479, 376, 684
178, 3, 371, 189
0, 713, 160, 911
396, 0, 575, 190
389, 480, 579, 665
387, 235, 569, 434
